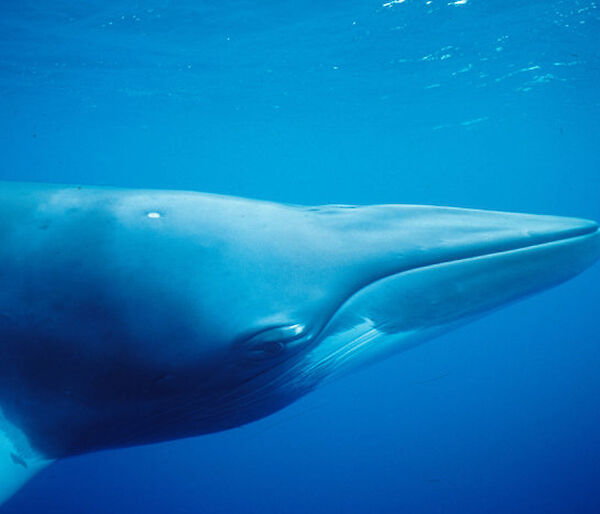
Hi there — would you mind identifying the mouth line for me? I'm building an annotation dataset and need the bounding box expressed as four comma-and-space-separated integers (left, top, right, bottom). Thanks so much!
363, 221, 600, 295
439, 221, 599, 267
307, 223, 599, 368
314, 221, 599, 342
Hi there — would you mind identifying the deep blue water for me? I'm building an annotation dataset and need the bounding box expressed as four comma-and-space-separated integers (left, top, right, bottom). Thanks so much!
1, 0, 599, 512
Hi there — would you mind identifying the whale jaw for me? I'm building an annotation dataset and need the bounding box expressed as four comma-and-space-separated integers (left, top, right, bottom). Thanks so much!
303, 213, 599, 380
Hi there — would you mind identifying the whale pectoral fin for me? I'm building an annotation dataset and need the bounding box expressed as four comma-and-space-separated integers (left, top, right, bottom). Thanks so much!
0, 430, 53, 506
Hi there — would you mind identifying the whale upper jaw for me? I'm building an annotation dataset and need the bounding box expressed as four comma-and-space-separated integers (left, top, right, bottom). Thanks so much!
301, 212, 599, 381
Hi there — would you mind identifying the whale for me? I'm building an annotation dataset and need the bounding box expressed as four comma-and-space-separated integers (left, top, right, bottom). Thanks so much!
0, 181, 598, 505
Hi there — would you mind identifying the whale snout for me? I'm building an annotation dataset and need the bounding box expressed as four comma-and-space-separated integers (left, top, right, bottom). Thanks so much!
384, 205, 599, 265
304, 206, 599, 380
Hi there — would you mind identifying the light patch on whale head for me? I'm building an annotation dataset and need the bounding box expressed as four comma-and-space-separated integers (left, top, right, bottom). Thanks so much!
147, 212, 161, 219
0, 408, 38, 462
0, 408, 54, 504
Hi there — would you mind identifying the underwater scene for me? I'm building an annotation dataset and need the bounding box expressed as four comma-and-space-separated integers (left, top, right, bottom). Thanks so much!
1, 0, 599, 512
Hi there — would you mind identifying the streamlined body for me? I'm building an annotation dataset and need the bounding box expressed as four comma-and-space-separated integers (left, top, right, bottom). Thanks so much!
0, 182, 598, 504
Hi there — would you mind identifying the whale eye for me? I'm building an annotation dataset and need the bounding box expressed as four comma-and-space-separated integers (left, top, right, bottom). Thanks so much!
245, 324, 308, 358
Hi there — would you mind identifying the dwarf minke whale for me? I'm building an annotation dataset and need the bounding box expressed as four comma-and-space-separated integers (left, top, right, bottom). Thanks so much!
0, 181, 598, 504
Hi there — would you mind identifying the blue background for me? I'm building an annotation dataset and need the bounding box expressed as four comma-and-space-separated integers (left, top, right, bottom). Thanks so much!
1, 0, 599, 512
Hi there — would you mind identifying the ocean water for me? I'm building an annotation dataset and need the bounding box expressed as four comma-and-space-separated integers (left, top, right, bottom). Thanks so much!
1, 1, 599, 512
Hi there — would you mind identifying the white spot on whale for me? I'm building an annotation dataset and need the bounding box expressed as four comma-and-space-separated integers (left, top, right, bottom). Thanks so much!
147, 212, 161, 219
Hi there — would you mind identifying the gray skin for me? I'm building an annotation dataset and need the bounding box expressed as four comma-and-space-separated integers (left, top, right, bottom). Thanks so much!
0, 182, 598, 462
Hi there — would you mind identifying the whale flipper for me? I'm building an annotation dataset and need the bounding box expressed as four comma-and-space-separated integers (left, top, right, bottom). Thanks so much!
0, 415, 53, 505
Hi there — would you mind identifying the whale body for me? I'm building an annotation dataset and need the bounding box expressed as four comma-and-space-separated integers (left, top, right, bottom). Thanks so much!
0, 181, 598, 504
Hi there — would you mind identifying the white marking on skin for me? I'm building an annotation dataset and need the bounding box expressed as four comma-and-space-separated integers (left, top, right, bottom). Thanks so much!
147, 212, 161, 219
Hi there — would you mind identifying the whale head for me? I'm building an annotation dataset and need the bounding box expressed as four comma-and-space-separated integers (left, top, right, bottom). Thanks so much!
218, 202, 599, 423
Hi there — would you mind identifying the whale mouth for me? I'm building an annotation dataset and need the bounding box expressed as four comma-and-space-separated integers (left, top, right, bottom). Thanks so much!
303, 215, 599, 381
405, 217, 599, 274
385, 213, 599, 278
326, 213, 600, 333
341, 214, 600, 317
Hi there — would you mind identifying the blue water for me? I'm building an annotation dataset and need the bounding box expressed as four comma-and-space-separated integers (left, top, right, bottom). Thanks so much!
1, 1, 599, 512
